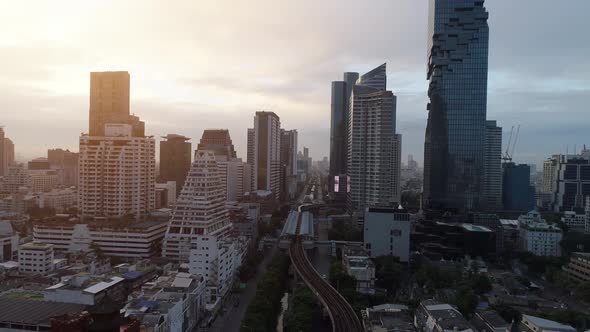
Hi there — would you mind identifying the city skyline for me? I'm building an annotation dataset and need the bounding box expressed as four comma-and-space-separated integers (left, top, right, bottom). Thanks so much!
2, 0, 589, 165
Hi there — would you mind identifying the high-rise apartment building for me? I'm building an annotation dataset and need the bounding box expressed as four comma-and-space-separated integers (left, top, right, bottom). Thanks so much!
79, 123, 155, 221
47, 149, 78, 187
347, 64, 401, 213
159, 134, 191, 195
162, 150, 232, 262
247, 112, 281, 199
89, 71, 144, 137
483, 121, 502, 210
423, 0, 490, 211
280, 129, 298, 201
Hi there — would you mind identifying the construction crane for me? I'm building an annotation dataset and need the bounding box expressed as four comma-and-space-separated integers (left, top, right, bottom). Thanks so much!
502, 124, 520, 162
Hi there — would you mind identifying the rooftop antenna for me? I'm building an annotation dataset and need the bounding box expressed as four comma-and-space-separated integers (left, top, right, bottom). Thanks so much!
502, 126, 514, 162
510, 124, 520, 162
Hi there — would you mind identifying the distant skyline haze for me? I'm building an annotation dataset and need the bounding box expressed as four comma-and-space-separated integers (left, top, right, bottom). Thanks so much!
1, 0, 588, 166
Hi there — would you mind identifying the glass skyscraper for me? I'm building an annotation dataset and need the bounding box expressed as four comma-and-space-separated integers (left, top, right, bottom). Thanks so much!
423, 0, 490, 211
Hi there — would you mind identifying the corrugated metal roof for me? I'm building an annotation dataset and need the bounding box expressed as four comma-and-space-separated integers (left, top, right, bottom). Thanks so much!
0, 298, 85, 325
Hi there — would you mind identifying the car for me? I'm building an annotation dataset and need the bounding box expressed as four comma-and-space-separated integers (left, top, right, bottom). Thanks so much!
321, 274, 327, 280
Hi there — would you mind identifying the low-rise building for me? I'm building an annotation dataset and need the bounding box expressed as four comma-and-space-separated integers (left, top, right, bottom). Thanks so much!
414, 300, 474, 332
364, 207, 410, 262
562, 211, 586, 231
18, 241, 55, 275
44, 275, 126, 305
471, 311, 509, 332
123, 272, 206, 332
562, 252, 590, 283
361, 303, 414, 332
519, 218, 562, 257
342, 247, 375, 295
519, 314, 576, 332
33, 217, 167, 260
0, 298, 86, 331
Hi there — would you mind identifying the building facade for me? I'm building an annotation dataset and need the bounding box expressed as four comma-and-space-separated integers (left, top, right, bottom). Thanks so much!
519, 211, 562, 257
502, 162, 535, 211
89, 71, 145, 137
247, 112, 281, 199
159, 134, 192, 195
483, 121, 502, 210
543, 149, 590, 212
33, 220, 167, 260
3, 137, 14, 177
47, 149, 79, 187
18, 242, 55, 275
363, 207, 410, 262
347, 64, 401, 212
563, 252, 590, 283
79, 123, 155, 221
423, 0, 489, 211
280, 129, 298, 201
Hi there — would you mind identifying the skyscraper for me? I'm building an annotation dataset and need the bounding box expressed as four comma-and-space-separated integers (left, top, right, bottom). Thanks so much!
89, 71, 145, 137
502, 162, 535, 211
162, 150, 232, 261
483, 121, 502, 210
347, 64, 402, 213
423, 0, 490, 211
247, 112, 281, 199
280, 129, 298, 201
330, 81, 347, 178
197, 129, 251, 201
80, 73, 155, 221
79, 124, 155, 221
159, 134, 192, 195
197, 129, 237, 159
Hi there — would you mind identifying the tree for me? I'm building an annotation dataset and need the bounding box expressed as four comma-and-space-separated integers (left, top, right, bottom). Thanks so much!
492, 304, 522, 323
328, 220, 362, 242
285, 287, 318, 332
373, 256, 403, 296
470, 274, 492, 295
454, 286, 478, 318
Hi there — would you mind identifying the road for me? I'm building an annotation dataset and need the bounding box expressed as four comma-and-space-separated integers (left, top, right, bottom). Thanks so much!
204, 245, 278, 332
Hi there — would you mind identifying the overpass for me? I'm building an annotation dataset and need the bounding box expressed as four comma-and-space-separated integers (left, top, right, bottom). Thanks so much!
288, 209, 362, 332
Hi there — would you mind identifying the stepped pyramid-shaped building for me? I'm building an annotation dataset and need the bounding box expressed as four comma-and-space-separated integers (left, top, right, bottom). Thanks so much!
162, 150, 231, 262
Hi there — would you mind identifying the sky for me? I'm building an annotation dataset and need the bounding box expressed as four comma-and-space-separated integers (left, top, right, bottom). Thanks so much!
1, 0, 589, 167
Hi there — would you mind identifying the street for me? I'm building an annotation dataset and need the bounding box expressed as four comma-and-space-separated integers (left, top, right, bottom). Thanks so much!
203, 245, 278, 332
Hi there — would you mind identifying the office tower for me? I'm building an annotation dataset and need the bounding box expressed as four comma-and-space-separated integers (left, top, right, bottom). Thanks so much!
483, 121, 502, 210
3, 137, 14, 176
197, 129, 237, 160
330, 81, 347, 178
502, 162, 535, 211
543, 148, 590, 212
28, 158, 51, 170
159, 134, 191, 195
280, 129, 298, 201
423, 0, 490, 211
247, 112, 281, 199
162, 150, 232, 262
47, 148, 78, 187
0, 127, 4, 176
408, 154, 418, 171
89, 71, 144, 137
79, 123, 155, 221
347, 64, 402, 213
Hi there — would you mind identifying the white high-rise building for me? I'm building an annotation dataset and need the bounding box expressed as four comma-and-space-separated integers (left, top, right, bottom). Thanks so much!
162, 150, 236, 301
347, 64, 401, 213
247, 112, 281, 200
162, 150, 232, 261
79, 123, 155, 221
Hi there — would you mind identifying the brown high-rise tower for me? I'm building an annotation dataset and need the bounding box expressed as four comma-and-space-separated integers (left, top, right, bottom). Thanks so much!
89, 71, 144, 136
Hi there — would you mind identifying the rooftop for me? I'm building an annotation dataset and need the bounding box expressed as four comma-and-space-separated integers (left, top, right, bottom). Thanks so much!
522, 314, 576, 332
0, 298, 85, 326
20, 241, 53, 250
